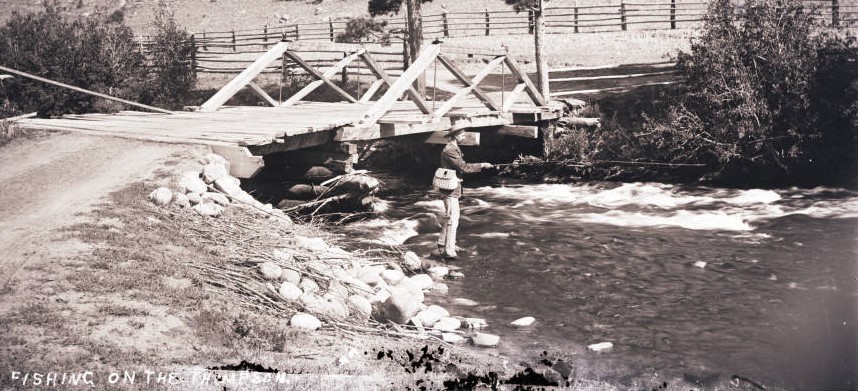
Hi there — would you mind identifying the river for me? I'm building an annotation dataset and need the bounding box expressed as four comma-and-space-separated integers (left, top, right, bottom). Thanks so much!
337, 176, 857, 390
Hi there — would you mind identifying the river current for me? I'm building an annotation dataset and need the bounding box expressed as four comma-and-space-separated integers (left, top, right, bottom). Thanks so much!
336, 177, 857, 389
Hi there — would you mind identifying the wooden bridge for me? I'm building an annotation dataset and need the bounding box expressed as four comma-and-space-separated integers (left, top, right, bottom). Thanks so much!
13, 42, 562, 178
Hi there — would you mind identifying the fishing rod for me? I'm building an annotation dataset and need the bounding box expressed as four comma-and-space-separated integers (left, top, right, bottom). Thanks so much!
489, 159, 707, 168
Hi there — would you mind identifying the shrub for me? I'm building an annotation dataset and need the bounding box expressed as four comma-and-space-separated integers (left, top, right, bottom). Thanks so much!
640, 0, 857, 185
142, 6, 196, 110
0, 3, 147, 116
336, 17, 390, 44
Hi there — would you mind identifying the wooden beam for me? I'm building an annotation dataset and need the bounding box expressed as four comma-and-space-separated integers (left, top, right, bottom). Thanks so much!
450, 114, 511, 129
425, 131, 479, 145
199, 41, 289, 112
0, 74, 13, 80
354, 45, 440, 128
210, 145, 265, 178
248, 131, 334, 154
337, 115, 450, 141
435, 54, 500, 112
248, 81, 279, 107
432, 55, 506, 121
502, 83, 527, 112
359, 52, 430, 113
281, 48, 365, 106
503, 56, 547, 107
283, 50, 358, 103
359, 79, 385, 103
498, 125, 539, 138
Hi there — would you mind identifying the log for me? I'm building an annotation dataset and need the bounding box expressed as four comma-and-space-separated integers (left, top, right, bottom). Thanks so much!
561, 117, 601, 127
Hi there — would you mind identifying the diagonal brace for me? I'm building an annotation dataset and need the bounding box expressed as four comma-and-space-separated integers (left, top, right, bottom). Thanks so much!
282, 48, 365, 106
436, 54, 501, 112
359, 51, 431, 114
284, 50, 358, 103
431, 55, 506, 120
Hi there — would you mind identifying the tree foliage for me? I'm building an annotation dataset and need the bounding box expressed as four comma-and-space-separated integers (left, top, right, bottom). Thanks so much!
0, 1, 196, 116
335, 17, 389, 44
640, 0, 857, 185
368, 0, 431, 16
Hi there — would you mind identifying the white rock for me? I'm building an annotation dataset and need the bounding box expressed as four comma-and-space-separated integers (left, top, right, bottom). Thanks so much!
511, 316, 535, 327
203, 153, 229, 168
415, 305, 449, 327
442, 333, 466, 344
348, 295, 372, 318
433, 317, 461, 332
259, 262, 282, 280
192, 202, 223, 217
149, 187, 173, 206
278, 282, 303, 301
322, 293, 350, 319
299, 278, 320, 294
409, 274, 434, 290
295, 236, 329, 252
402, 251, 422, 270
452, 298, 479, 306
179, 175, 207, 195
273, 249, 293, 263
472, 332, 500, 347
378, 286, 422, 323
202, 162, 228, 184
202, 192, 230, 206
214, 176, 255, 205
463, 318, 488, 329
395, 278, 424, 303
427, 266, 449, 280
173, 192, 190, 208
369, 287, 391, 304
380, 269, 405, 285
299, 292, 331, 317
429, 283, 449, 294
587, 342, 614, 352
693, 261, 707, 268
281, 268, 301, 285
449, 271, 465, 279
357, 265, 385, 285
187, 192, 202, 205
290, 312, 321, 330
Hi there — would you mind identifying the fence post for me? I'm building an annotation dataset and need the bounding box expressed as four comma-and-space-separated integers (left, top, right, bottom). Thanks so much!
294, 24, 300, 41
231, 29, 236, 51
201, 30, 207, 51
620, 2, 627, 31
329, 17, 335, 41
832, 0, 840, 26
263, 24, 269, 49
574, 6, 579, 33
670, 0, 676, 29
442, 10, 450, 37
485, 9, 490, 36
342, 52, 349, 86
528, 10, 535, 34
190, 34, 198, 76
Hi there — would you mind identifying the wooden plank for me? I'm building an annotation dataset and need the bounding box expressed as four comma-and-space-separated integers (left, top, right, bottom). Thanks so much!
359, 79, 385, 103
503, 56, 547, 107
354, 45, 440, 128
248, 81, 279, 107
210, 145, 265, 178
450, 115, 510, 129
424, 131, 480, 145
498, 125, 539, 138
502, 83, 527, 112
435, 54, 500, 112
199, 41, 289, 112
283, 50, 357, 103
281, 48, 365, 106
432, 55, 506, 121
359, 52, 431, 114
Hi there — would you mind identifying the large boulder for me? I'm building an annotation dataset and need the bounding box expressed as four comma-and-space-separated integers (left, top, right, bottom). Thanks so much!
290, 312, 321, 331
433, 317, 461, 332
472, 332, 500, 347
402, 251, 422, 270
348, 295, 372, 318
202, 192, 230, 206
299, 278, 320, 294
173, 192, 190, 208
511, 316, 536, 327
427, 266, 449, 280
214, 177, 255, 205
380, 269, 405, 285
376, 286, 422, 324
281, 268, 301, 285
409, 274, 434, 291
357, 265, 385, 286
415, 305, 449, 327
202, 162, 229, 184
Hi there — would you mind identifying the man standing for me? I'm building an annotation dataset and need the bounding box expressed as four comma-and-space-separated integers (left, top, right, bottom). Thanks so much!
437, 128, 492, 260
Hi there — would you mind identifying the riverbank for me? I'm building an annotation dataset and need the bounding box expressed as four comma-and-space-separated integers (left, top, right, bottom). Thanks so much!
0, 131, 608, 390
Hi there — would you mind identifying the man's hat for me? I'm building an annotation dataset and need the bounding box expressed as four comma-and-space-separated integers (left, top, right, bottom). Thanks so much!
444, 126, 466, 139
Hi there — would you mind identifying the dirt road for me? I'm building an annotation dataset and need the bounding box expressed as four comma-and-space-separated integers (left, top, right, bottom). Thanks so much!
0, 132, 204, 286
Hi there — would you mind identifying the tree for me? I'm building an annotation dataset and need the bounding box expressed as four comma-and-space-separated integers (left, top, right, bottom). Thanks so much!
368, 0, 432, 93
640, 0, 857, 185
505, 0, 548, 100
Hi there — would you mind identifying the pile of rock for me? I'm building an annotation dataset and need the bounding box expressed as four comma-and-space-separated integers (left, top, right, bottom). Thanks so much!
148, 153, 289, 222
